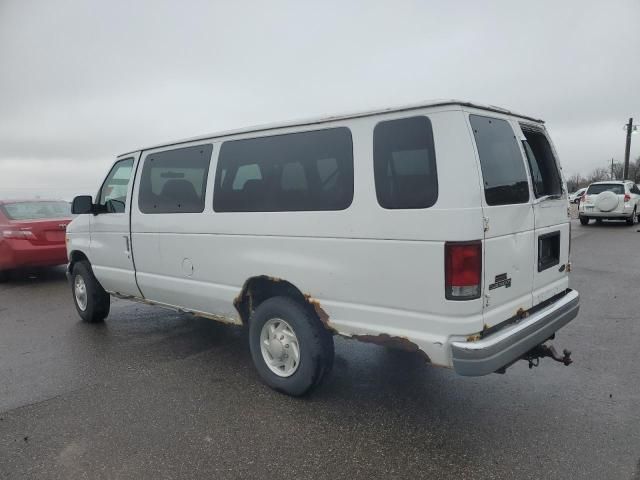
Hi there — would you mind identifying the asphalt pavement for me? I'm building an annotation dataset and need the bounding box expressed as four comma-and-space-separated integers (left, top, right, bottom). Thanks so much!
1, 219, 639, 479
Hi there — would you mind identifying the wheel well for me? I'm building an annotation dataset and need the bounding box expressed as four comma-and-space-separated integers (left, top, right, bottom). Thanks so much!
68, 251, 89, 272
234, 276, 309, 325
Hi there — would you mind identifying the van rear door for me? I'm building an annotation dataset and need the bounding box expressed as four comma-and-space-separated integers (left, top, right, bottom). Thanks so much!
467, 113, 534, 330
518, 123, 570, 306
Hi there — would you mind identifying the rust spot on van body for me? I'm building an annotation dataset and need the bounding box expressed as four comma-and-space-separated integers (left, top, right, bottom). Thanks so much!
303, 294, 338, 334
110, 292, 241, 325
466, 333, 482, 342
516, 307, 529, 319
353, 334, 431, 363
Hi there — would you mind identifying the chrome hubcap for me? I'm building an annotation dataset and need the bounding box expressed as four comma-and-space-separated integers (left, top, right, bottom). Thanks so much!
260, 318, 300, 377
74, 275, 88, 311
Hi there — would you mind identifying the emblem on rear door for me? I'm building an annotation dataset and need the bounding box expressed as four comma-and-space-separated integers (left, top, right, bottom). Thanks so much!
489, 273, 511, 290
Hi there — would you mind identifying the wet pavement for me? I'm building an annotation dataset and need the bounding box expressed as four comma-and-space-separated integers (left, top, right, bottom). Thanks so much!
1, 219, 639, 479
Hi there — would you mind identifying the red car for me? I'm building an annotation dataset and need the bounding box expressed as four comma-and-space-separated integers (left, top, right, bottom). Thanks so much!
0, 200, 72, 281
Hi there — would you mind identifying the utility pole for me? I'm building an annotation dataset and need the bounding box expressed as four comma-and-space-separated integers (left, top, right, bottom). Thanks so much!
624, 117, 633, 179
611, 158, 615, 179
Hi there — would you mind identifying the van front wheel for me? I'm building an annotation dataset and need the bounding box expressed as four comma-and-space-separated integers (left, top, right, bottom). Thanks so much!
71, 261, 110, 323
579, 216, 589, 225
249, 296, 334, 396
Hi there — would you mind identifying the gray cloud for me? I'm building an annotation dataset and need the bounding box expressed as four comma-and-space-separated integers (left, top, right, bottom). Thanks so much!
1, 0, 639, 199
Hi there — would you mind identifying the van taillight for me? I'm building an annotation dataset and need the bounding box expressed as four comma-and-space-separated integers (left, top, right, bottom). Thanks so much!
445, 241, 482, 300
624, 193, 631, 202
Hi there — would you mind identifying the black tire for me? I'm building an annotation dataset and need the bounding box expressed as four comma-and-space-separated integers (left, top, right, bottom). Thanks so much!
249, 296, 334, 396
579, 216, 589, 225
626, 209, 636, 226
71, 261, 110, 323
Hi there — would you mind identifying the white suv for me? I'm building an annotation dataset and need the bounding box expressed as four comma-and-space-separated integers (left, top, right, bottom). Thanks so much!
578, 181, 640, 225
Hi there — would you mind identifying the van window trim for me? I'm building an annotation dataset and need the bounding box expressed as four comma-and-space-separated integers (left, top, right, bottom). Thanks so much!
137, 143, 213, 215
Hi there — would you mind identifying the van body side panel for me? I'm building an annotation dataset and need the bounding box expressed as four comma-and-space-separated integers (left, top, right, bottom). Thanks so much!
129, 109, 486, 367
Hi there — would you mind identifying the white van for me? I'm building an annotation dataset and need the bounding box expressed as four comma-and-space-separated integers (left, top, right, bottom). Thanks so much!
66, 100, 579, 396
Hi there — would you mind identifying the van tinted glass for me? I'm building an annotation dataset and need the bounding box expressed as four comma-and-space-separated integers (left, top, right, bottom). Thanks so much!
213, 128, 353, 212
469, 115, 529, 205
520, 125, 562, 198
138, 144, 212, 213
373, 116, 438, 209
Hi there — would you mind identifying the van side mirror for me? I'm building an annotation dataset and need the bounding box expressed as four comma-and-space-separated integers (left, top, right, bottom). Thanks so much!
71, 195, 94, 214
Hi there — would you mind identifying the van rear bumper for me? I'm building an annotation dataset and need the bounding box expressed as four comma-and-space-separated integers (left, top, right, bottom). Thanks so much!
451, 289, 579, 376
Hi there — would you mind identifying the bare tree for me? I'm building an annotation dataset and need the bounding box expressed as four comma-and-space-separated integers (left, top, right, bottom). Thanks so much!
586, 167, 610, 184
612, 162, 624, 180
567, 173, 585, 192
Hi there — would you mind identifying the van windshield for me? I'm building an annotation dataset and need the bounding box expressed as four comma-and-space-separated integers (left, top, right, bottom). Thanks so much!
586, 184, 624, 195
1, 201, 71, 220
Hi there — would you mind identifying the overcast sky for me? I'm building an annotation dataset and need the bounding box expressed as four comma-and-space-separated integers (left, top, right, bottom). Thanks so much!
1, 0, 639, 199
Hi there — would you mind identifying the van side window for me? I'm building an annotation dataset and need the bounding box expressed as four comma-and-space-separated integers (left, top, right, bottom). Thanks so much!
520, 124, 562, 198
98, 158, 134, 213
213, 128, 353, 212
138, 144, 212, 214
373, 116, 438, 209
469, 115, 529, 206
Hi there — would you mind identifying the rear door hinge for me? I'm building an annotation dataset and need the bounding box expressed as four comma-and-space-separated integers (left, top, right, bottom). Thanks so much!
483, 216, 490, 232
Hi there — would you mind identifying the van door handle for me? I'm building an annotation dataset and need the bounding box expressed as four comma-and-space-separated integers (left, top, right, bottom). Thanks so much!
124, 236, 130, 256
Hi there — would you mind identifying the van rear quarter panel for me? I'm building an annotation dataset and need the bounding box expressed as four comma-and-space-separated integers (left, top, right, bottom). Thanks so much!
130, 108, 486, 366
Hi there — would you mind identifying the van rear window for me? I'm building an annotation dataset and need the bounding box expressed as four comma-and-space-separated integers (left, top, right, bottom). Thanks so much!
520, 124, 562, 198
586, 184, 624, 195
373, 116, 438, 209
213, 128, 353, 212
469, 114, 529, 206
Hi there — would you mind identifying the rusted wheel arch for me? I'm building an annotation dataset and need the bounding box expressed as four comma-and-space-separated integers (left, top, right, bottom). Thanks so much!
234, 275, 334, 333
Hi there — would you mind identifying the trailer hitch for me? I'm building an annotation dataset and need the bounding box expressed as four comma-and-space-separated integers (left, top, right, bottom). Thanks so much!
523, 344, 572, 369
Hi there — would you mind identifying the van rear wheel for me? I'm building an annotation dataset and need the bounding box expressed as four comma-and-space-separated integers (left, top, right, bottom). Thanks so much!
249, 296, 334, 396
0, 270, 9, 283
71, 261, 110, 323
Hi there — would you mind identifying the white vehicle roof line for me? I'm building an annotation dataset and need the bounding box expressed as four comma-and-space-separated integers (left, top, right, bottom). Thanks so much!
118, 99, 544, 157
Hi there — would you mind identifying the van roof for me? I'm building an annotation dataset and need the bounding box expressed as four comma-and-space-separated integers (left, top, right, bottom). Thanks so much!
119, 99, 544, 157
